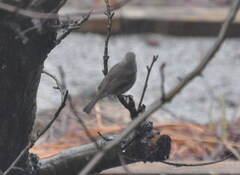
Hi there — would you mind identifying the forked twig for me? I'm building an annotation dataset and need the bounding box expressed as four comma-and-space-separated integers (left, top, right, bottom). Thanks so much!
55, 10, 92, 45
102, 0, 115, 75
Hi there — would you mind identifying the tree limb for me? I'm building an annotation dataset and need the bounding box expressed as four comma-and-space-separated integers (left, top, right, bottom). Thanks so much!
39, 121, 170, 175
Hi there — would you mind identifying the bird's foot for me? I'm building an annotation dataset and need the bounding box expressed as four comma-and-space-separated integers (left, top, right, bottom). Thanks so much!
137, 104, 146, 114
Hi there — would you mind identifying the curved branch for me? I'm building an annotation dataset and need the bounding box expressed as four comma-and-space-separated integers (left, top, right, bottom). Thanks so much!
79, 1, 240, 174
42, 70, 65, 101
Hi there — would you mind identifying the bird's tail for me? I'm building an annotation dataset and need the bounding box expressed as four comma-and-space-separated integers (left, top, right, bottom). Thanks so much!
83, 96, 100, 114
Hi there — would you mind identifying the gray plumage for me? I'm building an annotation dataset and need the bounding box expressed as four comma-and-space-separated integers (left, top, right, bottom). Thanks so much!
83, 52, 137, 114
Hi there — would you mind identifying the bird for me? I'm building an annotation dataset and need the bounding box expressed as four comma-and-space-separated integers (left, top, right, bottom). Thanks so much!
83, 52, 137, 114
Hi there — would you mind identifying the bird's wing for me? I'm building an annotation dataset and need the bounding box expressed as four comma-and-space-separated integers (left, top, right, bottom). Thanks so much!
98, 63, 123, 90
102, 71, 135, 95
107, 79, 132, 95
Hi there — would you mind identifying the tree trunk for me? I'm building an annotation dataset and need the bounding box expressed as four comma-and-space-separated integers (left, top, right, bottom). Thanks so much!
0, 0, 62, 174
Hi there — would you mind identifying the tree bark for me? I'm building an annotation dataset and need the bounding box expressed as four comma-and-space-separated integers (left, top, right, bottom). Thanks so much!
0, 0, 63, 174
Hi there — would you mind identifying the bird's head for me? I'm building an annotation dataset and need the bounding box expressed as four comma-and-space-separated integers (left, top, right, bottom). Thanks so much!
124, 52, 136, 64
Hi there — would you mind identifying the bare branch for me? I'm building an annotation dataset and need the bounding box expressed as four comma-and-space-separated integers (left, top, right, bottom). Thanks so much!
16, 0, 68, 40
42, 70, 65, 101
0, 0, 130, 20
3, 91, 68, 175
102, 0, 115, 75
138, 55, 158, 110
78, 1, 240, 174
55, 10, 92, 45
160, 63, 166, 100
39, 121, 168, 175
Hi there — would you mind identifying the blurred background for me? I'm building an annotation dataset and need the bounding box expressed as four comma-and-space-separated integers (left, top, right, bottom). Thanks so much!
32, 0, 240, 174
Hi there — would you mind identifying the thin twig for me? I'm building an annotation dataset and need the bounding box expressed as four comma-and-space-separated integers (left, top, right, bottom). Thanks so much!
3, 91, 68, 175
55, 10, 92, 45
102, 0, 114, 75
42, 70, 65, 101
138, 55, 158, 110
0, 0, 130, 20
79, 1, 240, 174
160, 63, 166, 100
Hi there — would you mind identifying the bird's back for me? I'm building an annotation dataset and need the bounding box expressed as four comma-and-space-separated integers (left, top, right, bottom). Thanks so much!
98, 61, 136, 96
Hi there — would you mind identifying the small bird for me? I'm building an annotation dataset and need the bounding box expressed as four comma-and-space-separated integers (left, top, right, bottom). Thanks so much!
83, 52, 137, 114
